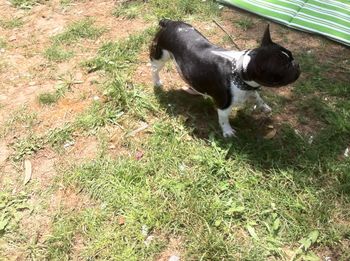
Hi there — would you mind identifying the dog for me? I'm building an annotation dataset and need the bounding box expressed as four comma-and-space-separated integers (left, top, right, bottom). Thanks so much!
150, 19, 300, 137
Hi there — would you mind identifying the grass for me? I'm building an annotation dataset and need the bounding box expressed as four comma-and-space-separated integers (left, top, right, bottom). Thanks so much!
38, 73, 76, 105
3, 0, 350, 260
113, 0, 220, 20
236, 17, 254, 31
44, 18, 105, 62
0, 192, 30, 237
9, 0, 43, 9
44, 43, 74, 62
0, 17, 23, 29
53, 18, 105, 44
0, 38, 6, 49
46, 10, 350, 261
0, 106, 37, 138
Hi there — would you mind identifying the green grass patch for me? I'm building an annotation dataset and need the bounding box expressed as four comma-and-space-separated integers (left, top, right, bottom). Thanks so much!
11, 134, 44, 161
113, 0, 220, 20
236, 17, 254, 31
51, 117, 350, 259
9, 0, 45, 9
44, 43, 74, 62
113, 1, 144, 19
0, 17, 23, 29
21, 2, 349, 259
0, 192, 30, 237
0, 106, 37, 137
38, 73, 77, 105
0, 38, 7, 49
38, 92, 58, 105
44, 18, 104, 62
53, 18, 105, 44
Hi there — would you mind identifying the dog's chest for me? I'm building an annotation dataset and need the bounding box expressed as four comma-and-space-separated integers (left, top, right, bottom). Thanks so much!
230, 84, 256, 107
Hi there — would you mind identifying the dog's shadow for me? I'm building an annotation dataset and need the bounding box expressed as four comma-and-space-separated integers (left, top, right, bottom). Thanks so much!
154, 86, 280, 164
154, 85, 349, 185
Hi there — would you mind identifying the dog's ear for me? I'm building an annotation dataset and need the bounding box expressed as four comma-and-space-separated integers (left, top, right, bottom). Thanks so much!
261, 24, 273, 46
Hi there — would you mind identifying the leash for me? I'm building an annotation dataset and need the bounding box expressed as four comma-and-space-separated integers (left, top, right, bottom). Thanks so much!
213, 19, 241, 51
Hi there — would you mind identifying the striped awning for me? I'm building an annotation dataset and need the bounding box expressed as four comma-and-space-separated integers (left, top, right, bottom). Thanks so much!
218, 0, 350, 46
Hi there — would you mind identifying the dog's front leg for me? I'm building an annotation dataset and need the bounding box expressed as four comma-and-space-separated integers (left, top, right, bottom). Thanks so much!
217, 106, 235, 138
252, 91, 272, 113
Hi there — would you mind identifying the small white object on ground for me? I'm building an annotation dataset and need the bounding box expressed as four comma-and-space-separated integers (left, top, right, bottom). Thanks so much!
169, 255, 180, 261
23, 160, 32, 185
63, 141, 75, 148
344, 147, 349, 158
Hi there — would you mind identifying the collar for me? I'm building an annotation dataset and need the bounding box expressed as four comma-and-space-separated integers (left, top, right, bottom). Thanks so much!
232, 50, 261, 91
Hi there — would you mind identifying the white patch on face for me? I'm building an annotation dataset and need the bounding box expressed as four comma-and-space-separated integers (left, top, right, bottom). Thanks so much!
281, 51, 289, 58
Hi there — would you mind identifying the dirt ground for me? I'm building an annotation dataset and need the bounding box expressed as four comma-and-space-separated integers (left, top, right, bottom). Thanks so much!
0, 0, 349, 259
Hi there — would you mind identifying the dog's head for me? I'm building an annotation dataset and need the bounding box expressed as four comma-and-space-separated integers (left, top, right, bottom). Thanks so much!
245, 25, 300, 87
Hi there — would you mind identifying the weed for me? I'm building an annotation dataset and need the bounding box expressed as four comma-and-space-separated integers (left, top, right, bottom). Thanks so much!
113, 1, 144, 19
0, 17, 23, 29
0, 192, 30, 237
38, 92, 58, 105
236, 17, 254, 31
38, 73, 76, 105
9, 0, 43, 9
44, 43, 74, 62
11, 134, 44, 161
149, 0, 220, 20
0, 38, 6, 49
46, 125, 74, 150
0, 106, 37, 137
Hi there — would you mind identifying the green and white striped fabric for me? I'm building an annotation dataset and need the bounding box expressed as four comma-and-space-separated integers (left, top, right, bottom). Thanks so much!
218, 0, 350, 46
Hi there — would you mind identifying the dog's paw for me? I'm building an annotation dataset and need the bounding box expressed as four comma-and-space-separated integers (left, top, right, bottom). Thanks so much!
261, 104, 272, 114
222, 127, 236, 138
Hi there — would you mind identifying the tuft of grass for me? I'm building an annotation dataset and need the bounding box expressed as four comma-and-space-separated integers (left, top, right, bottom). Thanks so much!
149, 0, 220, 19
38, 73, 77, 105
38, 92, 58, 105
0, 106, 37, 137
113, 1, 144, 19
9, 0, 44, 9
44, 43, 74, 62
53, 18, 105, 44
0, 17, 24, 29
236, 17, 254, 31
11, 134, 44, 161
0, 38, 7, 49
0, 192, 30, 237
46, 125, 74, 150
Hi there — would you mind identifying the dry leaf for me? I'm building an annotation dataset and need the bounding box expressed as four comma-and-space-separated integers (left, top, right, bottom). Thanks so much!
23, 160, 32, 185
118, 216, 125, 225
135, 151, 144, 160
263, 128, 277, 139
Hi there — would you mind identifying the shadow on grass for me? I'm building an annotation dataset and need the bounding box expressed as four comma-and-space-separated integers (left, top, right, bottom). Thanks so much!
154, 85, 350, 195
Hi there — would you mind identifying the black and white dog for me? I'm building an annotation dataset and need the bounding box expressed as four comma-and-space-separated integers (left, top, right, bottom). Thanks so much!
150, 19, 300, 137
